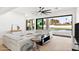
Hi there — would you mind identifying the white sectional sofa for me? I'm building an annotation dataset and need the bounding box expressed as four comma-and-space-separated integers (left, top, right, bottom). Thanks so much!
3, 31, 34, 51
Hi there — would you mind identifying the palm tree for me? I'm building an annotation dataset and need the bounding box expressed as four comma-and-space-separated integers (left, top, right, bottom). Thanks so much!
50, 19, 59, 25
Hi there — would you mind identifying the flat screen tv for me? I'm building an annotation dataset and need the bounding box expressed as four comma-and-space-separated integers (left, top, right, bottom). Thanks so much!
75, 23, 79, 43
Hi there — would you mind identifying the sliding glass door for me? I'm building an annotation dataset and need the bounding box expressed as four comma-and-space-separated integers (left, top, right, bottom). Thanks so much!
47, 15, 72, 31
46, 15, 72, 37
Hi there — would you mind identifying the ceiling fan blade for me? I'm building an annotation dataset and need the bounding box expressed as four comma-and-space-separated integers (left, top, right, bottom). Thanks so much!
44, 9, 51, 12
36, 7, 52, 15
38, 10, 41, 12
39, 7, 45, 12
42, 12, 47, 15
44, 12, 50, 15
38, 7, 43, 12
42, 11, 51, 13
41, 7, 44, 10
46, 12, 52, 13
39, 7, 44, 9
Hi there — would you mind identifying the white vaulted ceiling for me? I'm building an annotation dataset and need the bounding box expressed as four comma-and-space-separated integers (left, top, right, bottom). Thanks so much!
12, 7, 75, 15
0, 7, 76, 18
0, 7, 16, 15
11, 7, 76, 18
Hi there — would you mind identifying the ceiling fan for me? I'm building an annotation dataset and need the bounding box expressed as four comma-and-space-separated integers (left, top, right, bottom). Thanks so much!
32, 7, 52, 15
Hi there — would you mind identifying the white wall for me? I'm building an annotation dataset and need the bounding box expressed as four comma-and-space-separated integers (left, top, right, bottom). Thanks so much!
0, 12, 26, 38
76, 8, 79, 23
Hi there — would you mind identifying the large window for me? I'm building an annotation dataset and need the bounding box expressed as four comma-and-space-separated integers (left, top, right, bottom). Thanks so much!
43, 15, 72, 37
47, 15, 72, 31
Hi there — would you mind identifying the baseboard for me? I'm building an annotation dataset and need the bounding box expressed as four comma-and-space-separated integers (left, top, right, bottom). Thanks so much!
72, 49, 79, 51
53, 34, 71, 38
